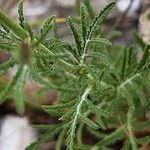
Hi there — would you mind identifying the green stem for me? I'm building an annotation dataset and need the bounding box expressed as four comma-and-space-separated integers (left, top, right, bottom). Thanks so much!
0, 8, 29, 40
67, 86, 92, 150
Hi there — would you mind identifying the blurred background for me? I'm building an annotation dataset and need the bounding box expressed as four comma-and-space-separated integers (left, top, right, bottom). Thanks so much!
0, 0, 148, 42
0, 0, 150, 150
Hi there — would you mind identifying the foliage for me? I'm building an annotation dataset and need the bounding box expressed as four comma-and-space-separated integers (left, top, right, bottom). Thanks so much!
0, 0, 150, 150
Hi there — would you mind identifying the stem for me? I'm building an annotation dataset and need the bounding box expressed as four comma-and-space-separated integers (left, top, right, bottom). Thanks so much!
0, 8, 29, 39
118, 73, 141, 92
80, 39, 90, 65
68, 87, 92, 149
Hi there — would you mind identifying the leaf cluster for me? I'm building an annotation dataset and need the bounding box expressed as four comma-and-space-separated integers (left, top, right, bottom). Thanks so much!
0, 0, 150, 150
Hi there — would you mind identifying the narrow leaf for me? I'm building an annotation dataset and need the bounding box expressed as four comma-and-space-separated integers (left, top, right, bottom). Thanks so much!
80, 4, 87, 45
136, 136, 150, 145
0, 64, 23, 104
35, 16, 54, 46
121, 47, 128, 80
86, 100, 111, 117
26, 127, 62, 150
67, 16, 82, 56
86, 52, 113, 69
83, 0, 95, 19
18, 0, 25, 29
0, 58, 16, 75
14, 65, 29, 115
87, 2, 115, 39
56, 129, 66, 150
97, 128, 124, 146
89, 38, 111, 46
79, 114, 100, 130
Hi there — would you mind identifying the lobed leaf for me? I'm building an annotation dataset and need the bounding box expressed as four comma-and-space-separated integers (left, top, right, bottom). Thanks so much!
0, 64, 24, 104
35, 16, 54, 46
87, 2, 115, 39
83, 0, 95, 19
67, 16, 82, 57
79, 114, 100, 130
97, 127, 125, 146
13, 65, 29, 114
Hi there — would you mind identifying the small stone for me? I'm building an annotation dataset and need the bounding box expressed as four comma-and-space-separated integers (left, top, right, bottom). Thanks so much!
139, 9, 150, 44
0, 115, 37, 150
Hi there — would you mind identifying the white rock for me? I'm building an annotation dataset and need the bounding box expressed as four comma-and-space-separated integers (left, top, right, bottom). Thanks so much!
56, 0, 75, 7
117, 0, 140, 15
139, 9, 150, 44
11, 0, 51, 18
0, 115, 37, 150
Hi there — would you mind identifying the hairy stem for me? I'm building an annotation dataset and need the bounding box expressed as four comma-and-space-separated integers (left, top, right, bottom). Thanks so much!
68, 87, 92, 150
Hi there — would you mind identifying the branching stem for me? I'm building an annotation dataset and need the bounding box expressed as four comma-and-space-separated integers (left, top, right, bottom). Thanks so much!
68, 86, 92, 150
81, 39, 90, 65
118, 73, 141, 92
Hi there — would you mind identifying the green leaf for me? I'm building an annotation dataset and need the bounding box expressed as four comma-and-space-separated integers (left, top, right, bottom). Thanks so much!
132, 83, 147, 107
57, 59, 77, 75
67, 16, 82, 56
89, 38, 112, 46
121, 47, 128, 80
0, 58, 16, 75
76, 123, 84, 144
0, 8, 29, 39
0, 29, 12, 40
87, 127, 106, 138
80, 4, 87, 45
33, 124, 61, 130
87, 2, 115, 39
14, 65, 29, 115
79, 114, 100, 130
133, 120, 150, 131
127, 45, 135, 66
18, 0, 25, 29
18, 0, 33, 39
60, 108, 75, 122
31, 69, 56, 89
35, 16, 54, 46
25, 126, 62, 150
43, 101, 75, 116
127, 109, 138, 150
121, 140, 130, 150
83, 0, 95, 19
119, 87, 135, 109
96, 116, 106, 130
0, 43, 15, 52
86, 52, 113, 69
97, 127, 125, 146
53, 18, 59, 39
86, 100, 111, 117
43, 101, 75, 110
0, 65, 24, 104
56, 129, 66, 150
66, 88, 91, 150
136, 136, 150, 145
